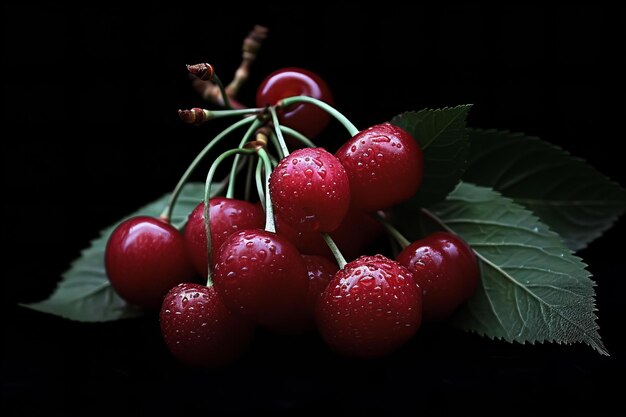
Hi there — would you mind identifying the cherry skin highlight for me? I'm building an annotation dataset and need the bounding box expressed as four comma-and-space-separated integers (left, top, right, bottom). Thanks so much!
396, 232, 479, 321
160, 283, 254, 367
212, 229, 308, 329
270, 147, 350, 233
105, 216, 196, 310
256, 67, 334, 139
316, 254, 423, 358
336, 123, 423, 212
184, 198, 264, 277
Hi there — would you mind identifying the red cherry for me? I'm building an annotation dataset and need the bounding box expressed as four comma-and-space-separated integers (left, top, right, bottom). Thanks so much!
275, 209, 385, 262
329, 209, 385, 261
104, 216, 196, 310
277, 255, 338, 333
396, 232, 479, 321
336, 123, 423, 212
184, 198, 264, 277
275, 214, 330, 258
212, 229, 308, 328
269, 147, 350, 232
256, 67, 334, 139
160, 283, 254, 367
316, 255, 422, 358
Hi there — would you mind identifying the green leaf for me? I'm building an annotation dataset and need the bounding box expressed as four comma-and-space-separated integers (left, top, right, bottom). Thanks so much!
463, 129, 626, 250
22, 183, 208, 322
423, 182, 607, 355
391, 105, 471, 206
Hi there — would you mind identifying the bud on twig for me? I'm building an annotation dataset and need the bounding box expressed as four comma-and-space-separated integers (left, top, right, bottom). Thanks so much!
245, 126, 271, 150
242, 25, 269, 60
225, 25, 269, 98
187, 63, 214, 81
178, 108, 211, 125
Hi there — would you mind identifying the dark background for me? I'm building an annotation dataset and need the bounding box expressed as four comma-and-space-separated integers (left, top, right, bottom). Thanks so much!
3, 2, 625, 416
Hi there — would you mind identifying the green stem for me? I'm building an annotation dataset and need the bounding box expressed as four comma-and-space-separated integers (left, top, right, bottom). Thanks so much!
375, 212, 411, 249
213, 74, 232, 109
279, 95, 359, 136
420, 208, 457, 234
255, 157, 265, 210
257, 148, 276, 233
322, 233, 347, 269
279, 125, 316, 148
268, 132, 285, 160
269, 106, 290, 157
204, 147, 257, 285
207, 108, 263, 119
226, 118, 263, 198
160, 117, 254, 222
244, 156, 254, 202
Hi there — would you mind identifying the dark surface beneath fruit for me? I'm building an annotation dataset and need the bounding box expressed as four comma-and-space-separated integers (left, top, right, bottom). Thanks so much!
3, 3, 625, 416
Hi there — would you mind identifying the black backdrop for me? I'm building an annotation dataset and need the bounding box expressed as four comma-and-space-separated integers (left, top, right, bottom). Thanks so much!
3, 2, 625, 416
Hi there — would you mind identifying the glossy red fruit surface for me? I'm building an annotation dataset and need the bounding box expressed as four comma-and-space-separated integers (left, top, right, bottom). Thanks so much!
184, 198, 264, 277
396, 232, 479, 321
160, 283, 254, 367
105, 216, 196, 310
330, 209, 385, 261
279, 255, 338, 332
270, 147, 350, 232
316, 255, 422, 358
213, 229, 308, 328
275, 214, 330, 258
256, 67, 334, 139
336, 123, 423, 212
275, 209, 384, 262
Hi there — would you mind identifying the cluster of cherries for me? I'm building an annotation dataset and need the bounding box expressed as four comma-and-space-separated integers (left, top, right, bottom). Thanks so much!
105, 67, 479, 367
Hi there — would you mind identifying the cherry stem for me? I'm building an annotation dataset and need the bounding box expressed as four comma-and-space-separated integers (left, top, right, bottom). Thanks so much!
279, 125, 316, 148
226, 117, 264, 198
178, 108, 262, 125
322, 233, 347, 269
225, 25, 268, 98
268, 132, 285, 160
212, 74, 232, 109
279, 95, 359, 137
420, 207, 488, 265
244, 156, 254, 202
255, 157, 265, 209
375, 212, 411, 249
160, 117, 254, 222
204, 147, 258, 285
269, 106, 290, 157
256, 148, 276, 233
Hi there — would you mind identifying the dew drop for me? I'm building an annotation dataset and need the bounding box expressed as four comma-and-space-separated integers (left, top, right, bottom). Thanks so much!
360, 276, 374, 287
